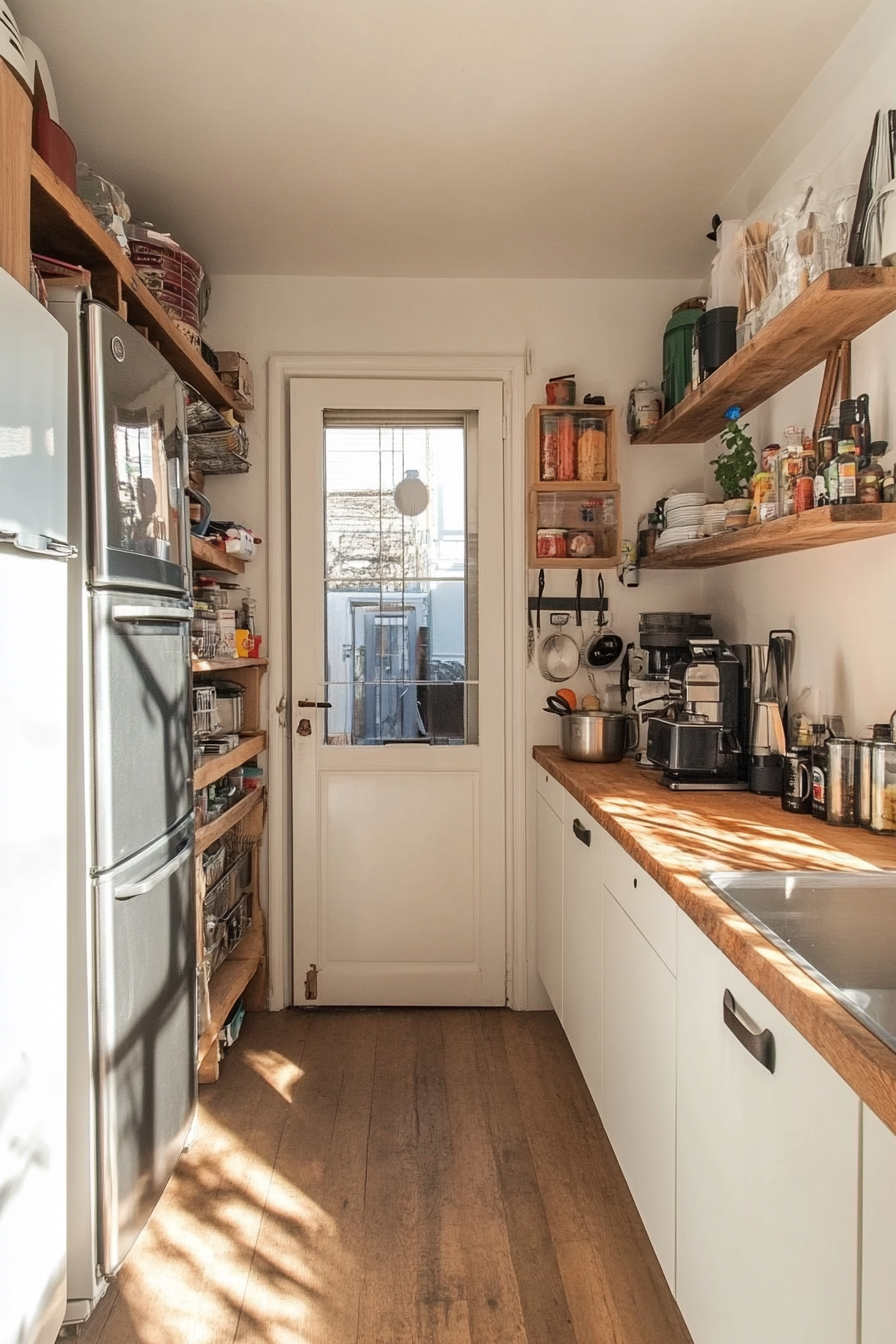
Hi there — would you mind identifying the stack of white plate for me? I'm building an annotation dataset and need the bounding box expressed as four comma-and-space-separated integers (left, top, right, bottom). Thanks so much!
656, 524, 702, 550
700, 502, 729, 536
663, 492, 708, 531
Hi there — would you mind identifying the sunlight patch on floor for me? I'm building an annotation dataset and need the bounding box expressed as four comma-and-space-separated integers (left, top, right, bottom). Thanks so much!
242, 1047, 305, 1101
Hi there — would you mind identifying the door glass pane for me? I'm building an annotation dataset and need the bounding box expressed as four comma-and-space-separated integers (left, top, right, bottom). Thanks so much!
323, 418, 477, 745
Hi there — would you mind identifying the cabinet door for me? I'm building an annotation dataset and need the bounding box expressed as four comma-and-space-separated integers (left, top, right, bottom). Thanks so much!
535, 789, 563, 1016
562, 795, 603, 1109
862, 1105, 896, 1344
602, 887, 676, 1288
676, 910, 859, 1344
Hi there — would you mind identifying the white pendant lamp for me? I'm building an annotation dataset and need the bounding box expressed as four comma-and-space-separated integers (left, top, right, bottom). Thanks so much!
393, 469, 429, 517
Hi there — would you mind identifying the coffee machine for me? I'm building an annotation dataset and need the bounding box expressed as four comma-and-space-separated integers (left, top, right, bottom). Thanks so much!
645, 639, 749, 790
629, 612, 715, 767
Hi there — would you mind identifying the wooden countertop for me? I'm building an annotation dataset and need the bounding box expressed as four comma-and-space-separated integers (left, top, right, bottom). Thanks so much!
533, 746, 896, 1135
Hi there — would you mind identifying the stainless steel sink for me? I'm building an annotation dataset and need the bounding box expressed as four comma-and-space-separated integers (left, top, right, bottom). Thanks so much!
703, 870, 896, 1053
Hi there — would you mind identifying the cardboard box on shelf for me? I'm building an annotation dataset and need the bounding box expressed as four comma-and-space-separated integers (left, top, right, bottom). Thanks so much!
214, 351, 254, 409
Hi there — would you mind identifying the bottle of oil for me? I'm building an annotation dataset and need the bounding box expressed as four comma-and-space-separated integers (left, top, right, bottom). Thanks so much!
813, 428, 836, 506
833, 438, 859, 503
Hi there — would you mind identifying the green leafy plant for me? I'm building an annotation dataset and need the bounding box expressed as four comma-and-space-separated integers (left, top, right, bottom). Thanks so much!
710, 409, 756, 499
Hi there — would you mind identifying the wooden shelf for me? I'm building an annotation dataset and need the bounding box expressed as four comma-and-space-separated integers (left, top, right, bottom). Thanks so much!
192, 656, 268, 673
190, 534, 246, 574
194, 732, 266, 790
198, 922, 264, 1081
641, 503, 896, 568
195, 786, 264, 857
631, 268, 896, 446
29, 152, 243, 420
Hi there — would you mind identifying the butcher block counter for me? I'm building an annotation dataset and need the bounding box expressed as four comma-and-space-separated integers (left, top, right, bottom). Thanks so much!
533, 745, 896, 1135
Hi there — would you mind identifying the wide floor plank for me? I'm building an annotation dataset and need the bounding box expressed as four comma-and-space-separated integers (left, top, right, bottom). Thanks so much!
74, 1008, 691, 1344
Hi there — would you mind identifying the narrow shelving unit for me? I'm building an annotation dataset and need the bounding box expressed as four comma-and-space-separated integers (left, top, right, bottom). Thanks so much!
642, 503, 896, 569
190, 534, 246, 576
29, 152, 243, 418
195, 786, 264, 857
631, 268, 896, 446
194, 732, 267, 791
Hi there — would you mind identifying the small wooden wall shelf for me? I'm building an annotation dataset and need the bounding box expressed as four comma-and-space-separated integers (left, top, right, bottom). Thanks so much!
631, 268, 896, 446
194, 732, 266, 790
29, 152, 243, 419
526, 404, 620, 568
641, 503, 896, 569
190, 535, 246, 575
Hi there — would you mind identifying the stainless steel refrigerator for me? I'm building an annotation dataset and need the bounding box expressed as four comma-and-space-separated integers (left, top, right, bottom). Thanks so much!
48, 287, 196, 1326
0, 270, 72, 1344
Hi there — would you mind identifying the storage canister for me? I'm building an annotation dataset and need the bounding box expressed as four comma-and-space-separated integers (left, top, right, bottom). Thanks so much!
856, 738, 874, 828
558, 414, 577, 480
576, 417, 607, 481
870, 740, 896, 833
825, 738, 856, 826
536, 529, 567, 559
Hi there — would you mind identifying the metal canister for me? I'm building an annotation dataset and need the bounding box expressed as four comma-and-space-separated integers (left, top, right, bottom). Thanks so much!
825, 738, 856, 826
856, 739, 874, 828
870, 741, 896, 834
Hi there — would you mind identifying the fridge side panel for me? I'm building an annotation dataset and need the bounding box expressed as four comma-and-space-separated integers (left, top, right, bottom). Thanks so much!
0, 268, 69, 548
0, 549, 68, 1344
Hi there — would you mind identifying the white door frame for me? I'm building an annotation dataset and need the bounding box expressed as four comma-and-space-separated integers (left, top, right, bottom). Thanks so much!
265, 353, 527, 1010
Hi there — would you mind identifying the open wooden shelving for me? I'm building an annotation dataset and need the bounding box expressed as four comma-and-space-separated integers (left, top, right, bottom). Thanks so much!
194, 732, 266, 791
642, 503, 896, 569
192, 655, 268, 674
195, 786, 264, 857
29, 152, 243, 419
190, 535, 247, 575
198, 917, 265, 1084
631, 268, 896, 446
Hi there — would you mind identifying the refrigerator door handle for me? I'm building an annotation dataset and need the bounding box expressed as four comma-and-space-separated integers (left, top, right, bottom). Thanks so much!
112, 604, 194, 624
0, 529, 78, 558
115, 839, 193, 900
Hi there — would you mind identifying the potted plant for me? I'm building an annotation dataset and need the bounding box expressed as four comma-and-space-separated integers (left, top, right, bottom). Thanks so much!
710, 406, 756, 503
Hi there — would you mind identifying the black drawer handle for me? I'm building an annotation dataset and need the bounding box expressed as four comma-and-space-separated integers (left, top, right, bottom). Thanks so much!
572, 817, 591, 847
723, 989, 775, 1073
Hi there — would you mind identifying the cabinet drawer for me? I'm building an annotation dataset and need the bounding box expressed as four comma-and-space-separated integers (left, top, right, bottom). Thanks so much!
535, 764, 565, 818
602, 832, 676, 974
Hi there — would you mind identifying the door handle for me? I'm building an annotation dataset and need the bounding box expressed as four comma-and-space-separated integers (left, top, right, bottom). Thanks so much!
572, 817, 591, 847
115, 839, 193, 900
723, 988, 776, 1073
112, 605, 194, 623
297, 700, 332, 708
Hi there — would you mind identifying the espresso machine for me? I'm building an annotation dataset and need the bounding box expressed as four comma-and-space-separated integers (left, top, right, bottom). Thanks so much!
629, 612, 714, 767
645, 639, 749, 790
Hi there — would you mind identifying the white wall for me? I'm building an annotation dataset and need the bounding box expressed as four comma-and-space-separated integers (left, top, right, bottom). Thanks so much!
704, 0, 896, 733
203, 275, 707, 1006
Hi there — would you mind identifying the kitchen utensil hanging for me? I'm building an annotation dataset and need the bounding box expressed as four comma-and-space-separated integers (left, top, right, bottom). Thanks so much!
583, 574, 624, 667
538, 630, 581, 683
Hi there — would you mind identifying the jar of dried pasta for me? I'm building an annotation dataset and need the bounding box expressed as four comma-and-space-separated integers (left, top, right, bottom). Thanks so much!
576, 417, 607, 481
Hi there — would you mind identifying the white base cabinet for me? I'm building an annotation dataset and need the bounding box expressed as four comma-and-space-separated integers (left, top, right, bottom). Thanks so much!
861, 1105, 896, 1344
601, 844, 677, 1290
561, 792, 603, 1110
676, 909, 860, 1344
535, 768, 564, 1016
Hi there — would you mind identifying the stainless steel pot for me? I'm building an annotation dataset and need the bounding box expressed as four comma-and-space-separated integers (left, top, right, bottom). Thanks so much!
559, 710, 638, 763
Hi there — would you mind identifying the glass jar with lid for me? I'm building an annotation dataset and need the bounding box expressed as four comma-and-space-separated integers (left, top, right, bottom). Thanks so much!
576, 418, 607, 481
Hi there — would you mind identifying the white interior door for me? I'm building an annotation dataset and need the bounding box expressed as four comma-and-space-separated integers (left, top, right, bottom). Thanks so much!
290, 377, 506, 1005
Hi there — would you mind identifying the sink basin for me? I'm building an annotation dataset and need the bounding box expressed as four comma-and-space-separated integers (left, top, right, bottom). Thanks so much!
703, 870, 896, 1053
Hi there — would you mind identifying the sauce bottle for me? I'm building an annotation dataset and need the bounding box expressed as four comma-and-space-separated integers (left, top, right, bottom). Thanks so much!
833, 438, 859, 502
810, 723, 829, 820
813, 429, 836, 506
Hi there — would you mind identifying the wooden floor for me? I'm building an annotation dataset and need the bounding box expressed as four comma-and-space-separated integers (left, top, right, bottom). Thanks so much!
77, 1009, 692, 1344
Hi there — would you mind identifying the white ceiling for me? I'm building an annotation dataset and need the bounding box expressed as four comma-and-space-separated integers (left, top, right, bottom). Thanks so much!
13, 0, 872, 278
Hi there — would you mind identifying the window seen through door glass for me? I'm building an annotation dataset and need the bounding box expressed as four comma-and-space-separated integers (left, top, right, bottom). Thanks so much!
323, 417, 478, 745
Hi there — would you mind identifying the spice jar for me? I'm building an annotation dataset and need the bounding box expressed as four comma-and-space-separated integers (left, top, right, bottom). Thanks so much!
567, 530, 596, 558
540, 415, 559, 481
558, 414, 577, 480
536, 528, 567, 559
576, 418, 607, 481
